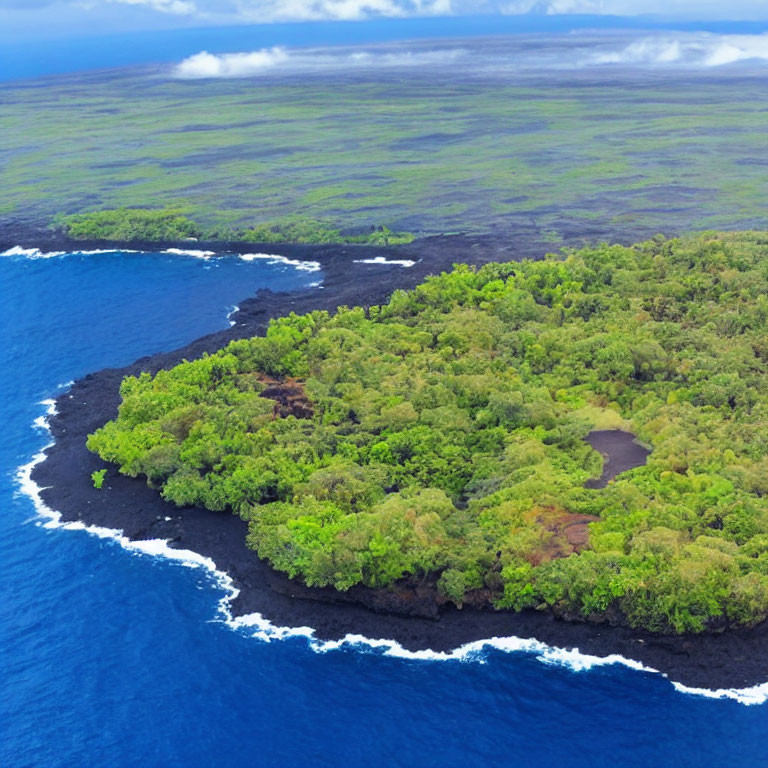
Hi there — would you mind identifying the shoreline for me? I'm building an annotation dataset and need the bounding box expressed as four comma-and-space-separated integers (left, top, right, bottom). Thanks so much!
20, 409, 768, 706
14, 231, 768, 698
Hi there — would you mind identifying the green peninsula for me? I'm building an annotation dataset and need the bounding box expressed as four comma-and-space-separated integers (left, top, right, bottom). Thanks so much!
55, 208, 414, 246
87, 231, 768, 634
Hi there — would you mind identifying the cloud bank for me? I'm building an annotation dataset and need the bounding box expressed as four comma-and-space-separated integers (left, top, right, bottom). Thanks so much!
172, 32, 768, 78
104, 0, 454, 23
109, 0, 197, 15
593, 32, 768, 66
174, 44, 465, 77
104, 0, 768, 22
8, 0, 768, 25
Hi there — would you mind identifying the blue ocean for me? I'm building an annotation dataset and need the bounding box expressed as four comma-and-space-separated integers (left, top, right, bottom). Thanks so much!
2, 248, 767, 768
2, 16, 767, 82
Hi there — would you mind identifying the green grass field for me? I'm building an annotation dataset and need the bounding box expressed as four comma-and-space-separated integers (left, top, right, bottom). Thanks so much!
1, 67, 767, 240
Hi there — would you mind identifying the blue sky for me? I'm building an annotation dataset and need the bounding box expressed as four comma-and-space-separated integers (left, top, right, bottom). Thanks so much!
2, 1, 768, 43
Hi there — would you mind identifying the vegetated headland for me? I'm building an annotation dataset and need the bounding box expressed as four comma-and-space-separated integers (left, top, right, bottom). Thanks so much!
53, 208, 416, 247
26, 228, 768, 690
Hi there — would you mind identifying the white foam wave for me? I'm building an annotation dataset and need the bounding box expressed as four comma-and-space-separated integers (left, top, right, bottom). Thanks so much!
1, 245, 322, 274
672, 680, 768, 707
222, 609, 765, 706
308, 632, 656, 672
2, 245, 66, 258
17, 399, 768, 706
1, 246, 142, 259
223, 603, 660, 671
353, 256, 417, 268
226, 305, 239, 326
164, 247, 216, 258
17, 399, 60, 526
70, 248, 140, 255
16, 399, 235, 572
593, 33, 768, 68
238, 252, 321, 272
174, 46, 465, 79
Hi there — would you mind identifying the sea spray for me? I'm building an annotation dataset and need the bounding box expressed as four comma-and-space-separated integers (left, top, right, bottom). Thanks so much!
239, 252, 321, 272
353, 256, 418, 268
671, 680, 768, 707
164, 247, 217, 258
1, 245, 322, 274
2, 246, 139, 259
18, 398, 768, 707
2, 246, 67, 258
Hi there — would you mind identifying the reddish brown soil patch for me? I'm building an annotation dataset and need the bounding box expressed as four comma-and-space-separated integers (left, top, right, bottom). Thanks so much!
523, 506, 600, 566
257, 375, 314, 419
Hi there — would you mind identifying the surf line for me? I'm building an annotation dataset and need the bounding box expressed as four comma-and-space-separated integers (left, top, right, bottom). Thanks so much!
17, 397, 768, 707
1, 245, 323, 273
353, 256, 418, 267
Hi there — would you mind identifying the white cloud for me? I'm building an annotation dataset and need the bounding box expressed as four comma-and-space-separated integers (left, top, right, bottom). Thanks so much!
173, 32, 768, 79
174, 43, 465, 77
499, 0, 605, 12
496, 0, 768, 18
7, 0, 768, 29
703, 34, 768, 65
94, 0, 456, 24
593, 32, 768, 66
207, 0, 453, 24
175, 46, 289, 76
108, 0, 197, 14
72, 0, 453, 23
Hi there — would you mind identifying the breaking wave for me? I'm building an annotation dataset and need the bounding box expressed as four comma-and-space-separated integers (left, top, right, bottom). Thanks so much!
238, 252, 321, 272
2, 246, 136, 259
164, 247, 217, 258
353, 256, 417, 267
1, 245, 322, 272
17, 399, 768, 707
671, 680, 768, 707
3, 245, 67, 258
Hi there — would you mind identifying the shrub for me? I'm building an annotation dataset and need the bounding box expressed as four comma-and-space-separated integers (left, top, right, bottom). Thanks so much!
91, 469, 107, 489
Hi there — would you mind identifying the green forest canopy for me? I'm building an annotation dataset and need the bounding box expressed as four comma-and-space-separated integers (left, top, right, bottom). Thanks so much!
55, 208, 414, 246
87, 231, 768, 634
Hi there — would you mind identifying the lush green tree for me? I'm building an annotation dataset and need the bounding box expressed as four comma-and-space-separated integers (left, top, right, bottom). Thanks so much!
58, 208, 201, 241
88, 231, 768, 634
57, 209, 414, 245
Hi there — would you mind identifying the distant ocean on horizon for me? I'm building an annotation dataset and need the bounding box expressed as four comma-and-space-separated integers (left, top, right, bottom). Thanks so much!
2, 15, 768, 82
2, 247, 767, 767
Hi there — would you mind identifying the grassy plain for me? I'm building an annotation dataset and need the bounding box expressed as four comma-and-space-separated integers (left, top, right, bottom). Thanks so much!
1, 66, 767, 239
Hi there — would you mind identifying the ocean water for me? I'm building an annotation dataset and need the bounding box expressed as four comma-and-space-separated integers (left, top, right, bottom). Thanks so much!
3, 16, 768, 82
1, 248, 767, 768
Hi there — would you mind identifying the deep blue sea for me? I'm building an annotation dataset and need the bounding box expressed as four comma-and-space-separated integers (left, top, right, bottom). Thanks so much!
2, 248, 767, 768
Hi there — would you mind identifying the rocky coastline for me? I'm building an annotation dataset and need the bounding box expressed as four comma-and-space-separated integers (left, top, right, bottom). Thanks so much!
12, 229, 768, 692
